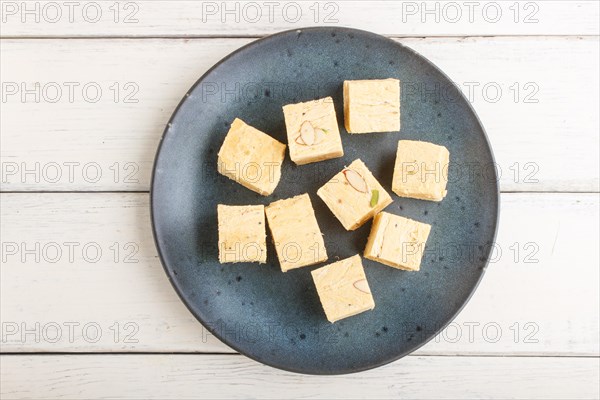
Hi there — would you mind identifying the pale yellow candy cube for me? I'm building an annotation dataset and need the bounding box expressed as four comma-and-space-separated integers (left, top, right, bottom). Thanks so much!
265, 194, 328, 272
343, 79, 400, 134
392, 140, 450, 202
364, 212, 431, 271
317, 159, 393, 231
282, 97, 344, 165
217, 205, 266, 264
311, 255, 375, 323
217, 118, 286, 196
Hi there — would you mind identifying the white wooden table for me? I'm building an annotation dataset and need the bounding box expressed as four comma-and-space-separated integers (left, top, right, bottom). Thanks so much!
1, 1, 599, 398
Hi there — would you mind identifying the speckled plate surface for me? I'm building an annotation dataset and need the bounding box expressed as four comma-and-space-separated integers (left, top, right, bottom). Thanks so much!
151, 27, 499, 375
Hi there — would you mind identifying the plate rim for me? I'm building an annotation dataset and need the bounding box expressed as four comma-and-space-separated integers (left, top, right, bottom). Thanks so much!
150, 26, 501, 375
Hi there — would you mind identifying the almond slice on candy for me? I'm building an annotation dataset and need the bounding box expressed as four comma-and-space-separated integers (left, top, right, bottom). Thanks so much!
299, 121, 316, 146
353, 279, 371, 294
343, 169, 368, 193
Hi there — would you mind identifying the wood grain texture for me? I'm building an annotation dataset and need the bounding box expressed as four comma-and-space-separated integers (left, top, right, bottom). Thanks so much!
1, 355, 599, 399
1, 192, 598, 355
1, 2, 598, 397
1, 0, 598, 37
1, 36, 598, 192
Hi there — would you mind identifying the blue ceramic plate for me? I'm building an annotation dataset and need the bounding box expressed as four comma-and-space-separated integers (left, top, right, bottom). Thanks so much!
151, 27, 499, 375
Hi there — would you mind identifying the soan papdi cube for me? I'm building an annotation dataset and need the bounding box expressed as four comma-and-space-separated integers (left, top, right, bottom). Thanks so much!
265, 194, 328, 272
317, 159, 393, 231
217, 204, 266, 264
392, 140, 450, 202
364, 212, 431, 271
311, 255, 375, 323
217, 118, 286, 196
343, 79, 400, 134
282, 97, 344, 165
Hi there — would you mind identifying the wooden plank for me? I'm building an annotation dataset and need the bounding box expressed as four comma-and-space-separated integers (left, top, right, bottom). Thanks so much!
1, 355, 599, 399
0, 38, 246, 192
1, 0, 598, 37
1, 36, 598, 192
1, 192, 598, 355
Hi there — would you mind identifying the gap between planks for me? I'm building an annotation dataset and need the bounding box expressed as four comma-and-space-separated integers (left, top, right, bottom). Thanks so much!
2, 35, 599, 40
1, 352, 599, 358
